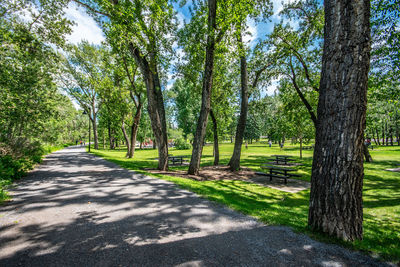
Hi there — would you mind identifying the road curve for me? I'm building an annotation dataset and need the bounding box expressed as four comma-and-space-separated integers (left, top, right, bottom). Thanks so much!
0, 146, 387, 266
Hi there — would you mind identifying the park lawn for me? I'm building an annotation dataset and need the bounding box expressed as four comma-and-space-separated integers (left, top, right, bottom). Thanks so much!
91, 143, 400, 262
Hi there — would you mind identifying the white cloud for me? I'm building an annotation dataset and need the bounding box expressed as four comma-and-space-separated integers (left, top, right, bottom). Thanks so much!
265, 78, 280, 96
244, 18, 258, 45
64, 3, 105, 45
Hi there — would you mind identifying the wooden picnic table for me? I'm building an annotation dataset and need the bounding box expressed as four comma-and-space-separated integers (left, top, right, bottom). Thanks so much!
258, 164, 300, 184
268, 155, 295, 165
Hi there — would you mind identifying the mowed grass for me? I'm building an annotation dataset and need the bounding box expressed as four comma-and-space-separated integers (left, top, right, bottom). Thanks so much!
90, 142, 400, 262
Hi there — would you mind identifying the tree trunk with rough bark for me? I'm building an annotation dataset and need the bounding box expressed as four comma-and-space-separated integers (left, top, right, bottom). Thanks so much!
188, 0, 217, 175
308, 0, 371, 241
210, 109, 219, 165
229, 33, 249, 171
129, 45, 168, 170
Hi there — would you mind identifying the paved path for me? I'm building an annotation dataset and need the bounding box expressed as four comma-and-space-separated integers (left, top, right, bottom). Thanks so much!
0, 147, 388, 266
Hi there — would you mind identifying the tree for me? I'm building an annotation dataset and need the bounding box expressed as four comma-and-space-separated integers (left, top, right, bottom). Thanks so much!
308, 0, 371, 241
188, 0, 219, 175
62, 42, 108, 150
73, 0, 176, 170
0, 0, 75, 144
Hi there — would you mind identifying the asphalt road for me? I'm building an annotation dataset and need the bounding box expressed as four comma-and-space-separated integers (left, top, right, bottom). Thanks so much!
0, 146, 388, 266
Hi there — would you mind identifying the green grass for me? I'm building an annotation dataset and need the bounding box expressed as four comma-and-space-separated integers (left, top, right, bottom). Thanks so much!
90, 142, 400, 262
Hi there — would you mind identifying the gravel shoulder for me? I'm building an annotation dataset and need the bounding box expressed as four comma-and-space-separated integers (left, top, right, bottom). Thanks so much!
0, 146, 390, 266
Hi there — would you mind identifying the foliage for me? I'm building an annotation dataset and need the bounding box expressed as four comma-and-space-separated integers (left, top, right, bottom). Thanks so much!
173, 137, 191, 150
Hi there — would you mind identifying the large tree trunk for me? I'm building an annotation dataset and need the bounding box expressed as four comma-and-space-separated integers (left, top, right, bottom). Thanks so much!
210, 109, 219, 165
129, 45, 168, 170
308, 0, 371, 241
127, 103, 142, 158
188, 0, 217, 175
229, 32, 249, 171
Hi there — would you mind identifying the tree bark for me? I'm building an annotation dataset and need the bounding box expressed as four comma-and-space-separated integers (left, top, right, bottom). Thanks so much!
91, 104, 99, 150
188, 0, 217, 175
308, 0, 370, 241
363, 143, 373, 162
210, 109, 219, 165
128, 103, 142, 158
121, 120, 131, 157
129, 44, 168, 170
229, 32, 249, 171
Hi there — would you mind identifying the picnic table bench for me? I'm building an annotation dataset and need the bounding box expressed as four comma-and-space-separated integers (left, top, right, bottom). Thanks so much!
168, 155, 187, 165
257, 165, 300, 184
303, 145, 314, 150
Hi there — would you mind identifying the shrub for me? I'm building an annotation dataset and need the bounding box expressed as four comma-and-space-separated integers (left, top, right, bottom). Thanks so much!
174, 138, 191, 150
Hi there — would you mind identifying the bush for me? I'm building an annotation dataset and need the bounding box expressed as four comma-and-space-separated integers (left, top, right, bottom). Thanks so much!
0, 139, 44, 182
174, 138, 191, 150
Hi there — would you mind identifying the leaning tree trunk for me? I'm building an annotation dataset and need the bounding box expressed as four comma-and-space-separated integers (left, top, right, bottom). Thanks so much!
210, 109, 219, 165
121, 120, 131, 157
229, 32, 249, 171
128, 103, 142, 158
308, 0, 371, 241
188, 0, 217, 175
129, 45, 168, 170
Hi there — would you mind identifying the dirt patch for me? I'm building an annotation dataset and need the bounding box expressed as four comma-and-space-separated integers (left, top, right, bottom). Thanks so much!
148, 165, 256, 181
147, 165, 310, 193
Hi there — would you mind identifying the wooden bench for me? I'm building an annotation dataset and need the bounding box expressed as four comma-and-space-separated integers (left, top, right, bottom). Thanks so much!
168, 156, 186, 165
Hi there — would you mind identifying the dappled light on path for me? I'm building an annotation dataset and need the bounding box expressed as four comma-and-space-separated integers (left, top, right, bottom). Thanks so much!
0, 147, 387, 266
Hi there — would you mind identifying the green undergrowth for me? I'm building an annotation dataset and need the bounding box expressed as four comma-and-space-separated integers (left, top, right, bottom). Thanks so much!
0, 143, 73, 204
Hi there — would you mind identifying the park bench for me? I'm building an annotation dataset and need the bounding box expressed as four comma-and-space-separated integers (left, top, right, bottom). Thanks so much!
168, 155, 186, 165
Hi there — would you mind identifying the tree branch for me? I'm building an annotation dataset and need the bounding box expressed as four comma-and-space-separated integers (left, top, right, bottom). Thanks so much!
71, 0, 110, 17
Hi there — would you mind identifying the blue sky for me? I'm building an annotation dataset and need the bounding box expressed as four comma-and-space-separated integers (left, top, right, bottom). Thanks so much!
63, 0, 293, 95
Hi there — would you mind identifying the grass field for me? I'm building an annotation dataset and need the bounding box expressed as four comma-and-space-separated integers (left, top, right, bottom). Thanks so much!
90, 142, 400, 262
